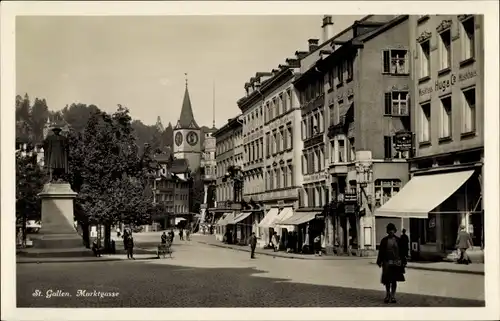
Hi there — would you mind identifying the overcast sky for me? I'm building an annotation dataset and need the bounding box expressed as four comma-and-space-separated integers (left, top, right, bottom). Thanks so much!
16, 15, 362, 127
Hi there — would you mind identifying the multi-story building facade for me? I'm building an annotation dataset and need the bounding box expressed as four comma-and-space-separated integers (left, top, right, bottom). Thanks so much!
152, 151, 192, 229
292, 15, 412, 256
199, 126, 217, 232
376, 15, 484, 261
212, 116, 243, 240
237, 73, 272, 246
244, 59, 304, 248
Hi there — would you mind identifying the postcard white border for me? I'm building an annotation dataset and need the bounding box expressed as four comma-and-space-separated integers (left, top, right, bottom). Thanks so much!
2, 1, 499, 320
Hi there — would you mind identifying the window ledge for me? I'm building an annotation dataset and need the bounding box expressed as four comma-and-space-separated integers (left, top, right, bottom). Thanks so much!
418, 141, 431, 148
459, 57, 475, 68
437, 67, 451, 76
418, 75, 431, 84
438, 136, 452, 144
383, 72, 410, 77
328, 88, 334, 93
460, 131, 476, 139
336, 83, 343, 89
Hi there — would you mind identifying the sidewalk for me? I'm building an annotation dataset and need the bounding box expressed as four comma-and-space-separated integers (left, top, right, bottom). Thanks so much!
369, 260, 484, 275
194, 234, 484, 275
193, 234, 375, 261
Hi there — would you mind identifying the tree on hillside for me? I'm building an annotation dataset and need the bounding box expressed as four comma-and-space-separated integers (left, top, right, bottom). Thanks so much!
16, 150, 47, 244
61, 103, 101, 133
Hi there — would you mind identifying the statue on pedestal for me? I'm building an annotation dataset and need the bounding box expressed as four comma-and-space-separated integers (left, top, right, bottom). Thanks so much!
43, 127, 69, 182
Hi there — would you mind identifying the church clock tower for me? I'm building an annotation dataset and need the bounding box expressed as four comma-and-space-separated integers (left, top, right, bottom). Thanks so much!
173, 75, 202, 171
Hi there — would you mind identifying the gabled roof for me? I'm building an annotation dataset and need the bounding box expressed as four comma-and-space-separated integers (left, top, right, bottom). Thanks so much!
175, 86, 200, 130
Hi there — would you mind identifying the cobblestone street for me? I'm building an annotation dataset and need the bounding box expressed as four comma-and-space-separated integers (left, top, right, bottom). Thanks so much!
17, 239, 484, 307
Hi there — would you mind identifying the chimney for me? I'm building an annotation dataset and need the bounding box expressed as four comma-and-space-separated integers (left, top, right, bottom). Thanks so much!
322, 15, 334, 43
308, 39, 320, 52
285, 58, 300, 68
295, 51, 308, 60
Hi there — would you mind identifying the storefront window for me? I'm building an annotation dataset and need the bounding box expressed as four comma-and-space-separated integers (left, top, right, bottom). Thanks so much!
374, 179, 401, 208
424, 214, 437, 243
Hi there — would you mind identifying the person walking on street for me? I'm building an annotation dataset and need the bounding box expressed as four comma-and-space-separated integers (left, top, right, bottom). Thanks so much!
248, 232, 257, 259
126, 235, 135, 260
314, 235, 322, 256
169, 229, 175, 244
456, 225, 473, 264
179, 228, 184, 241
161, 232, 167, 244
186, 229, 191, 241
271, 232, 279, 252
376, 223, 407, 304
400, 229, 410, 259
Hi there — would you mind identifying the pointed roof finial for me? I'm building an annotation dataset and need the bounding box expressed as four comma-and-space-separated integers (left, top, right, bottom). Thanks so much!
185, 72, 188, 88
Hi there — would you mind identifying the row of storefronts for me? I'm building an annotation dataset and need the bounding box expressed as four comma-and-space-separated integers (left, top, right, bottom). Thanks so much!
207, 15, 484, 261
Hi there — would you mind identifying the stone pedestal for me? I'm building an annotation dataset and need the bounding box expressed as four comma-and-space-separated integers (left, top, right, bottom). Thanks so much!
32, 183, 83, 250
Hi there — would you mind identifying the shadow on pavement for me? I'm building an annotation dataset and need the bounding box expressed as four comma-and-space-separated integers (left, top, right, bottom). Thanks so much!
17, 260, 485, 308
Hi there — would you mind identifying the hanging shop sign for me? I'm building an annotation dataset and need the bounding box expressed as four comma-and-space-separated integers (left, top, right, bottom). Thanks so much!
394, 131, 413, 152
315, 214, 325, 220
343, 192, 358, 203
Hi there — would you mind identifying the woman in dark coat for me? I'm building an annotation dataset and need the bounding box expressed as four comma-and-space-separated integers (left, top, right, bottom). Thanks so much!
376, 223, 407, 303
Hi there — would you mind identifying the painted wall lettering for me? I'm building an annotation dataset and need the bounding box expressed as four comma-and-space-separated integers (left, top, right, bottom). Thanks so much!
418, 70, 477, 96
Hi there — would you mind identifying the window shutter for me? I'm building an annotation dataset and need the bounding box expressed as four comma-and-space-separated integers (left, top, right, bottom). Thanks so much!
384, 136, 392, 159
384, 92, 392, 115
405, 93, 411, 115
383, 50, 390, 73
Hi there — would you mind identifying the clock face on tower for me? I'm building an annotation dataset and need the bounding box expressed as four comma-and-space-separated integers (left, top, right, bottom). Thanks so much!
186, 131, 199, 146
175, 132, 183, 146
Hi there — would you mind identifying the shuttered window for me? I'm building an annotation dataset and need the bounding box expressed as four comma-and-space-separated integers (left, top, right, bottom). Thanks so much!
384, 136, 393, 159
383, 50, 391, 73
384, 92, 392, 114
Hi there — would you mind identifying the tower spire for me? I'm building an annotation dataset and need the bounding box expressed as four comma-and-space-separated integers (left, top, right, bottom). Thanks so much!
185, 72, 188, 88
212, 81, 216, 128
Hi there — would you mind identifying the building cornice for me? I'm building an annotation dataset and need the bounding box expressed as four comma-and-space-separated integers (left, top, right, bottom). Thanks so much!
212, 117, 242, 138
237, 68, 294, 113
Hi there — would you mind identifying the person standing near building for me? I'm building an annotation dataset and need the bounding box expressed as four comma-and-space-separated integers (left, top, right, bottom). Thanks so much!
248, 232, 257, 259
376, 223, 406, 303
400, 229, 410, 259
179, 228, 184, 241
271, 232, 279, 252
456, 225, 473, 264
126, 235, 135, 260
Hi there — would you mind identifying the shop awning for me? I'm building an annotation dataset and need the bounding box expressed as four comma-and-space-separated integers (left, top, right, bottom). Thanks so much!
233, 212, 252, 224
226, 212, 252, 225
374, 170, 475, 219
175, 217, 186, 225
275, 207, 294, 224
258, 208, 280, 228
280, 212, 318, 225
215, 212, 234, 226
